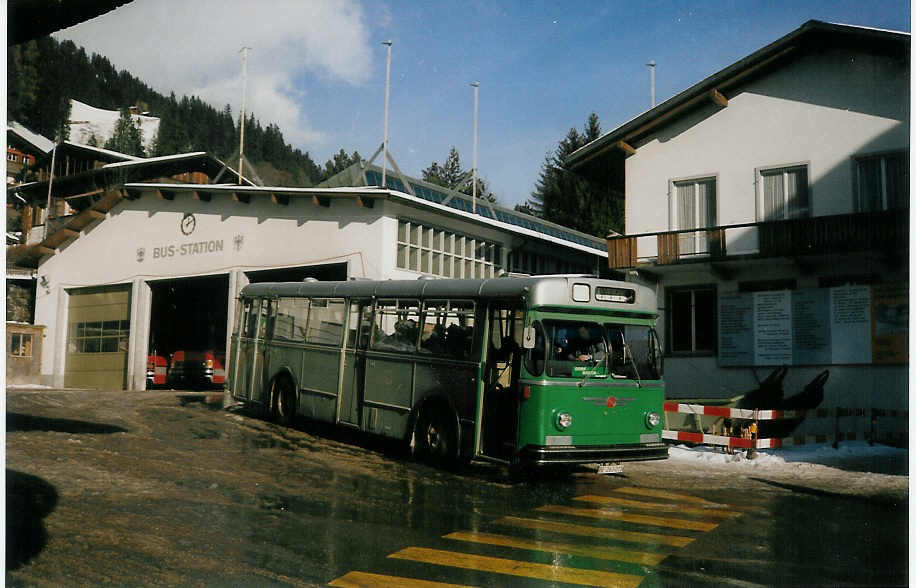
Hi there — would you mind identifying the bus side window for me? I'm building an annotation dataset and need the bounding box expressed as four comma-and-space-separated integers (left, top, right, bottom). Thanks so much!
261, 300, 276, 340
524, 322, 545, 376
420, 301, 447, 355
371, 300, 419, 351
275, 298, 309, 342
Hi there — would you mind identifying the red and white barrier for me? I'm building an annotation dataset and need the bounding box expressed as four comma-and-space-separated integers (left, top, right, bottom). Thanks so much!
662, 402, 805, 421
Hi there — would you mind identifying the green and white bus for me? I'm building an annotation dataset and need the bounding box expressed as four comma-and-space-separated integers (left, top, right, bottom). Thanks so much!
227, 276, 667, 469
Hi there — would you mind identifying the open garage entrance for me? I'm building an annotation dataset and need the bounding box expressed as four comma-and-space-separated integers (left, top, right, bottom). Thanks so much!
245, 262, 348, 284
147, 274, 229, 389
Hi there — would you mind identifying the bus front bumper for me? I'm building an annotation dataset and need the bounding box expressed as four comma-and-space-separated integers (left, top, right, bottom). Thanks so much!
519, 442, 668, 466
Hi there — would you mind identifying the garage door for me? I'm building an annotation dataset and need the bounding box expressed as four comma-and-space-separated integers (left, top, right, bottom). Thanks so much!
65, 286, 131, 390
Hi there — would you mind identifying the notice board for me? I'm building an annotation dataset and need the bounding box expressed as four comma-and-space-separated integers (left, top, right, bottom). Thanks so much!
717, 284, 907, 366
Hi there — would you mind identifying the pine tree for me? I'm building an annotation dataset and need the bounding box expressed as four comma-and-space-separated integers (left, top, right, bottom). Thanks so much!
105, 108, 145, 157
526, 112, 622, 235
422, 147, 497, 203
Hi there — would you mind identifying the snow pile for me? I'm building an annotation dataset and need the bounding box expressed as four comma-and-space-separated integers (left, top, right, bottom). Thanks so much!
668, 441, 907, 476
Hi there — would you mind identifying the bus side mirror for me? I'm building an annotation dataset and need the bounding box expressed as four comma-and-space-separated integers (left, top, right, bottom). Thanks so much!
522, 326, 536, 349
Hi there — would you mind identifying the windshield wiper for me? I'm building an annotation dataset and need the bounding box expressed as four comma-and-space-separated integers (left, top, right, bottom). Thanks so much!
577, 355, 606, 388
624, 340, 641, 387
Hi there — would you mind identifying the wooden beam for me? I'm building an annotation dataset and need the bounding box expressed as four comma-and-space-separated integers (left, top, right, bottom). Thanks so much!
60, 228, 80, 238
64, 187, 105, 201
271, 193, 289, 206
232, 192, 250, 204
87, 209, 106, 220
709, 89, 728, 107
615, 141, 637, 156
192, 190, 212, 202
355, 195, 374, 208
124, 187, 144, 200
312, 195, 330, 207
36, 246, 55, 256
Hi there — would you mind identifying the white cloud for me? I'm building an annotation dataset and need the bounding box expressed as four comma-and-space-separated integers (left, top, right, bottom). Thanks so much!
54, 0, 372, 149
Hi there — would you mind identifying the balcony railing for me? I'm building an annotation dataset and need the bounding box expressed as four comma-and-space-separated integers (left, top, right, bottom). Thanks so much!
606, 211, 908, 270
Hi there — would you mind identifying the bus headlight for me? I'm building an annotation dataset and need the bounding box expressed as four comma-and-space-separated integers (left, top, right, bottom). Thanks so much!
555, 411, 573, 431
645, 411, 661, 429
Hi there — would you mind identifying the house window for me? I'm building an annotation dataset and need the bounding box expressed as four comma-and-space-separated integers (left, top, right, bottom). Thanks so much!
855, 151, 908, 212
758, 165, 809, 220
10, 333, 32, 357
397, 219, 501, 278
671, 177, 716, 255
667, 286, 716, 354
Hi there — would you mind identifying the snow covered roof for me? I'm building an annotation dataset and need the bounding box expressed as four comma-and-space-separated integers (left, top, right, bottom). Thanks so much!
68, 99, 161, 153
7, 121, 55, 154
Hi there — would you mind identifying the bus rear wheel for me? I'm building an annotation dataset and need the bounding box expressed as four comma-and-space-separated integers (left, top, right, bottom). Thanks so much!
414, 406, 458, 464
272, 377, 297, 426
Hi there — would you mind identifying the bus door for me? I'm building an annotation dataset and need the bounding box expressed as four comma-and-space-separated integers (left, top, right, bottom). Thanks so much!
479, 304, 523, 460
248, 299, 274, 406
232, 299, 257, 400
338, 301, 372, 426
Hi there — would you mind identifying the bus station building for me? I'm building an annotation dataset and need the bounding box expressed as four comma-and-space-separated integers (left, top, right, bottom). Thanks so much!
7, 149, 608, 391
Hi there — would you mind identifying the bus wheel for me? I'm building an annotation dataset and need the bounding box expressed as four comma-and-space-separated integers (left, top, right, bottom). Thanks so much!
415, 406, 457, 464
275, 377, 297, 426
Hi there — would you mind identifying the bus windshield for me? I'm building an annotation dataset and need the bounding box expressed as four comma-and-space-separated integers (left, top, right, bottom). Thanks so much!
542, 320, 660, 380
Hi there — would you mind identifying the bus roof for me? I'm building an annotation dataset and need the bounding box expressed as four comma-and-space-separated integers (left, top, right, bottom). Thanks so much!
240, 276, 657, 315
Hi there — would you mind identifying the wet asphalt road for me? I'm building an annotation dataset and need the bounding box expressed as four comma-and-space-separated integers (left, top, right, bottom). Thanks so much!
5, 389, 908, 587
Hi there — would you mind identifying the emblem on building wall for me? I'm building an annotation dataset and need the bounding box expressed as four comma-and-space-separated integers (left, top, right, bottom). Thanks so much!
180, 213, 197, 236
234, 234, 244, 251
136, 247, 145, 263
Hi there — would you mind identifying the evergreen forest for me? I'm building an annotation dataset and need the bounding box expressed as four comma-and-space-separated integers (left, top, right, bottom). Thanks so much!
7, 36, 357, 187
8, 36, 621, 236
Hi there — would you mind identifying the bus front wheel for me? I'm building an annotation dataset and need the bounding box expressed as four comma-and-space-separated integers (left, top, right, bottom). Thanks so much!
414, 406, 458, 464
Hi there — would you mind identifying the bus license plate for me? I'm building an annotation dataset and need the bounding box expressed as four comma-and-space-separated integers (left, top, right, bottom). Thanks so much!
596, 463, 623, 475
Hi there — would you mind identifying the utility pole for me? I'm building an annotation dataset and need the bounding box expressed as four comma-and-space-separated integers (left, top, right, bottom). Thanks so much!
648, 60, 656, 107
381, 40, 392, 189
470, 81, 479, 214
239, 46, 252, 185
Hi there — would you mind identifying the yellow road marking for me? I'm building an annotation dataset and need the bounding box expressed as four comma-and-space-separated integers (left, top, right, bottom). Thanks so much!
536, 504, 719, 532
495, 515, 694, 547
444, 530, 667, 566
575, 494, 741, 519
328, 571, 474, 588
612, 486, 762, 513
613, 486, 714, 504
389, 546, 644, 588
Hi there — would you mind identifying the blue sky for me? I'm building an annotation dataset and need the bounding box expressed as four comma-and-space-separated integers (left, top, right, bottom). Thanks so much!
55, 1, 909, 207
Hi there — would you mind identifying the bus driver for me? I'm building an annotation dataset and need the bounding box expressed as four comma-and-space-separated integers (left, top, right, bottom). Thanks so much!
567, 326, 606, 362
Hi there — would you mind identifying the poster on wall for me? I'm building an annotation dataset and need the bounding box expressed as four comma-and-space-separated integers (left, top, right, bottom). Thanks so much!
717, 284, 907, 367
871, 283, 909, 364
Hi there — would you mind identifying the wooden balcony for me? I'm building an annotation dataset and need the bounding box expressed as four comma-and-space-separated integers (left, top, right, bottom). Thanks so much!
607, 211, 908, 270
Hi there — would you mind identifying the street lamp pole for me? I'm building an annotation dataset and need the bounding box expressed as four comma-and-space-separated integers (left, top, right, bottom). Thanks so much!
239, 46, 252, 185
381, 40, 392, 188
470, 81, 479, 214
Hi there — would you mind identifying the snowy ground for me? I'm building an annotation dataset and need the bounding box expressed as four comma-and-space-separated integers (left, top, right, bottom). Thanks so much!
661, 441, 909, 502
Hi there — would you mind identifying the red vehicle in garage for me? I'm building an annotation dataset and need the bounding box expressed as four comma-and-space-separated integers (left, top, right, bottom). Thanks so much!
167, 350, 226, 390
146, 355, 169, 388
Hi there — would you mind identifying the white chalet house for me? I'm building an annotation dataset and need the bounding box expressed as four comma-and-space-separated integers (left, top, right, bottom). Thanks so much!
566, 20, 909, 444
